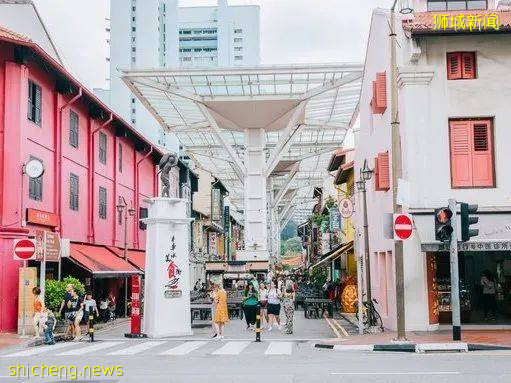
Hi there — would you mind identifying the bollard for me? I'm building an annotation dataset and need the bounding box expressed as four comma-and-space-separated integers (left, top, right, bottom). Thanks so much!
255, 312, 261, 343
88, 307, 94, 342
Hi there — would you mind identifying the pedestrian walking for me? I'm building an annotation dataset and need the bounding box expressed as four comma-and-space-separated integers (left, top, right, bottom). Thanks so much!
67, 289, 83, 340
59, 284, 74, 337
42, 308, 56, 345
266, 280, 281, 331
282, 284, 296, 334
32, 287, 44, 338
258, 282, 268, 327
99, 296, 110, 322
242, 283, 258, 330
481, 270, 497, 321
83, 291, 99, 323
212, 283, 229, 340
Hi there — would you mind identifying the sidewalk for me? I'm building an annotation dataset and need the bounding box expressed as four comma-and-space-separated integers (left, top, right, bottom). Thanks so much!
318, 329, 511, 348
0, 333, 25, 351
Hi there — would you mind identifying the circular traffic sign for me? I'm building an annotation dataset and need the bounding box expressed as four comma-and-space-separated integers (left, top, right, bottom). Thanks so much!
394, 214, 413, 240
14, 239, 36, 260
25, 159, 45, 179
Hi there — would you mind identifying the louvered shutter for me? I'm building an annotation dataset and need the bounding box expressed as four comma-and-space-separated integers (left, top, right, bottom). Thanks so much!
449, 120, 472, 187
462, 52, 476, 79
374, 157, 380, 190
34, 84, 42, 125
447, 53, 462, 80
28, 81, 33, 120
378, 152, 390, 191
375, 72, 387, 110
471, 120, 493, 187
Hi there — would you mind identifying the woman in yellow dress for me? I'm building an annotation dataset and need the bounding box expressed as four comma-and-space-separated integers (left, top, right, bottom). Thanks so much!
212, 283, 229, 340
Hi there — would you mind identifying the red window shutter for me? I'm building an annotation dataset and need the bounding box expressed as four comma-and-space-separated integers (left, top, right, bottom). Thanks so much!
377, 152, 390, 191
374, 156, 380, 190
375, 72, 387, 111
461, 52, 476, 79
471, 120, 493, 187
449, 120, 473, 187
447, 53, 462, 80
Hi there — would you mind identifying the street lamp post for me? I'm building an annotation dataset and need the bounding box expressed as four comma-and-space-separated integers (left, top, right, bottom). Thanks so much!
116, 197, 135, 318
356, 160, 374, 309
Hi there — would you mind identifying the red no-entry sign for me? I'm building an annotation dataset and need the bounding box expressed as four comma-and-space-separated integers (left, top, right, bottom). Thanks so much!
13, 239, 37, 261
394, 214, 413, 240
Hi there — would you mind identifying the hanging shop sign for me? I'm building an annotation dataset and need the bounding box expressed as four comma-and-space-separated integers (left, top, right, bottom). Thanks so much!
339, 198, 354, 218
211, 188, 222, 223
329, 208, 341, 231
130, 275, 141, 334
164, 236, 182, 298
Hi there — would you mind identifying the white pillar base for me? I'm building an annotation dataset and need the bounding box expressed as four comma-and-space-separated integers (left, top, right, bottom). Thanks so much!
142, 197, 194, 338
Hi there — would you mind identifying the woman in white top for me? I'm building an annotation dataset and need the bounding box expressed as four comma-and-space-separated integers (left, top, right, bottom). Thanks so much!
258, 282, 268, 328
481, 270, 497, 320
266, 280, 282, 331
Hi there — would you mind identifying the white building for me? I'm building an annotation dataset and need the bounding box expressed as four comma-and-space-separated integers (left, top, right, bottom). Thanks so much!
99, 0, 260, 150
355, 0, 511, 331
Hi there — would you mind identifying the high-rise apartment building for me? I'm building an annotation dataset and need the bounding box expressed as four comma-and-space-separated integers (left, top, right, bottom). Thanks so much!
98, 0, 260, 150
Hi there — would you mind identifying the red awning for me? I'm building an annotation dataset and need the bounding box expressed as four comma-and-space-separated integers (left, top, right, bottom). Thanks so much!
107, 247, 146, 272
69, 243, 141, 278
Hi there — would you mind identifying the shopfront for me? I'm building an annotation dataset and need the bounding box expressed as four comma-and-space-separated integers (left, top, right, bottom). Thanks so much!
425, 241, 511, 325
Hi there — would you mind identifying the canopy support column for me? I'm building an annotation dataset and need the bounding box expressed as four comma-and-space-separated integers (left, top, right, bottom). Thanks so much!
237, 128, 269, 261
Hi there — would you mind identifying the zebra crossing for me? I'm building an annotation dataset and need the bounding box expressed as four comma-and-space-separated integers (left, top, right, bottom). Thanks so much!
1, 340, 302, 358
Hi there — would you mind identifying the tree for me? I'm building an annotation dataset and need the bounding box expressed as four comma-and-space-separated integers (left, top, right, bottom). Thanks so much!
284, 236, 302, 254
281, 220, 298, 241
45, 276, 85, 315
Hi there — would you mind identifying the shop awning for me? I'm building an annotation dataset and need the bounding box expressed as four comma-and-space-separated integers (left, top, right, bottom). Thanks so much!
334, 161, 354, 185
309, 241, 353, 270
107, 246, 146, 272
69, 243, 142, 278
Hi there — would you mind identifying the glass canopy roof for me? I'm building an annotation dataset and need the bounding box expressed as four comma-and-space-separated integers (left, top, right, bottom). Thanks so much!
123, 64, 362, 223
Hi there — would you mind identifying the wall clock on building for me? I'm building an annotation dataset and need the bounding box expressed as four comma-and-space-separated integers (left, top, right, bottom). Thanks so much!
25, 158, 45, 179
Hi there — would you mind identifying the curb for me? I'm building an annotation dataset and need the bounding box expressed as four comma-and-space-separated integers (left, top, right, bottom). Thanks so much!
314, 342, 511, 353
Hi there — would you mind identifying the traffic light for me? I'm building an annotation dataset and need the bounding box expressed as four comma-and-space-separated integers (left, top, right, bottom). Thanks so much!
435, 207, 453, 242
460, 203, 479, 242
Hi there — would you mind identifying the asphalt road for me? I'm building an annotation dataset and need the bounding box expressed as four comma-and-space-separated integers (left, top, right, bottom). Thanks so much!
1, 317, 510, 382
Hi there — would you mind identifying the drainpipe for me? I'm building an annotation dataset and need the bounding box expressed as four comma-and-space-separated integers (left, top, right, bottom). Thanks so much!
88, 112, 113, 242
134, 146, 153, 248
57, 87, 82, 234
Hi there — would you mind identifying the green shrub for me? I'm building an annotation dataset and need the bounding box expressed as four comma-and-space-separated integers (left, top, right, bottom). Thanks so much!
44, 276, 85, 315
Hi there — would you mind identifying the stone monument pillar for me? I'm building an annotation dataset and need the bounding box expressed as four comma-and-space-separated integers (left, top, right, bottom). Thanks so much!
142, 197, 193, 338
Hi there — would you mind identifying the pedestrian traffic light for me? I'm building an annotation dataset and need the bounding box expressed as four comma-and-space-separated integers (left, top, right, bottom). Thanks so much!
460, 203, 479, 242
435, 207, 453, 242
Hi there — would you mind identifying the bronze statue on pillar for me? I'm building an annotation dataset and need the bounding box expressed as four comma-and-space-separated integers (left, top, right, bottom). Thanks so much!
158, 152, 178, 197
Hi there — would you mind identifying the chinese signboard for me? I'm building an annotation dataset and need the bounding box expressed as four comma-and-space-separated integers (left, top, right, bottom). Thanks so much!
34, 230, 61, 262
329, 208, 341, 232
164, 236, 182, 298
433, 13, 500, 32
130, 275, 141, 334
211, 188, 222, 223
26, 208, 59, 227
422, 240, 511, 253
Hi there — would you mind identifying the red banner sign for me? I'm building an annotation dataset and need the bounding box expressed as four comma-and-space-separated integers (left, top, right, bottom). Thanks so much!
26, 208, 59, 227
130, 275, 141, 335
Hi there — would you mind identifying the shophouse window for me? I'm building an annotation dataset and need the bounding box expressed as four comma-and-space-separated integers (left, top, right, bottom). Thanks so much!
99, 132, 107, 164
69, 173, 79, 211
427, 0, 487, 10
118, 143, 123, 173
28, 80, 42, 125
69, 110, 79, 148
28, 156, 43, 201
139, 207, 148, 230
447, 52, 476, 80
449, 119, 494, 188
98, 187, 107, 219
